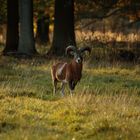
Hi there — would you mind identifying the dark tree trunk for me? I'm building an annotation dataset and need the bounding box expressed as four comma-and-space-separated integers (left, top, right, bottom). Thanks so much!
36, 15, 50, 45
18, 0, 36, 55
3, 0, 19, 55
48, 0, 76, 56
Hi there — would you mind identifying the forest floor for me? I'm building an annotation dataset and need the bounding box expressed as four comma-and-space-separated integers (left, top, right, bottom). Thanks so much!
0, 55, 140, 140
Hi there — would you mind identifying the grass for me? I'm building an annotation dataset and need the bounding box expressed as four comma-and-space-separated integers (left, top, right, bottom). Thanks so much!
0, 55, 140, 140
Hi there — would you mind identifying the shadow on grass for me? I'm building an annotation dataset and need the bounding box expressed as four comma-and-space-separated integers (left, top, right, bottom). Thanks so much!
0, 122, 19, 133
5, 91, 60, 101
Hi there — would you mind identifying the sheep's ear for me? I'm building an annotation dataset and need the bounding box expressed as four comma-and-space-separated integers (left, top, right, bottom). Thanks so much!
66, 45, 77, 56
79, 47, 91, 55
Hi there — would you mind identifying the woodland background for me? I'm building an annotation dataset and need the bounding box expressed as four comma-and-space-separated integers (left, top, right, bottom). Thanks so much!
0, 0, 140, 62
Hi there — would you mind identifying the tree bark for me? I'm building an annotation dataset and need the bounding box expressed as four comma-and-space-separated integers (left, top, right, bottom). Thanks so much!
3, 0, 19, 55
48, 0, 76, 56
36, 14, 50, 45
18, 0, 36, 55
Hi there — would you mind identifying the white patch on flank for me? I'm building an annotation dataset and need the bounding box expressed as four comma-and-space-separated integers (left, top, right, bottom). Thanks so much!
57, 63, 67, 76
62, 79, 68, 83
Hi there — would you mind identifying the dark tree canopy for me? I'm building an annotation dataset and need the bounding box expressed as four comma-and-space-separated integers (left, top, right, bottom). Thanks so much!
75, 0, 140, 28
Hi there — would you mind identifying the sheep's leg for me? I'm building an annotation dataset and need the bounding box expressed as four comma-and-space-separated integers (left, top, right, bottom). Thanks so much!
70, 89, 74, 97
53, 80, 57, 95
61, 83, 65, 97
69, 81, 75, 97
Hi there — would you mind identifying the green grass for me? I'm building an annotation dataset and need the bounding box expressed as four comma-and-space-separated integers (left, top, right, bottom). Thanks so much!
0, 56, 140, 140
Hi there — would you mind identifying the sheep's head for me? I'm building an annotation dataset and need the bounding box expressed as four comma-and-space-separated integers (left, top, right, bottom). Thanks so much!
66, 45, 91, 64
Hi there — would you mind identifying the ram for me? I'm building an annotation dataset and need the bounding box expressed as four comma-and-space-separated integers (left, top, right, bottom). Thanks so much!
51, 45, 91, 96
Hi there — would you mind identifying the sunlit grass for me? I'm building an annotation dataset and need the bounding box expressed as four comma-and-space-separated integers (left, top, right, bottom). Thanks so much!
76, 30, 140, 43
0, 56, 140, 139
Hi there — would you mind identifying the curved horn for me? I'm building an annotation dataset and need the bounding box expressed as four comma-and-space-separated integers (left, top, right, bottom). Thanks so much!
79, 47, 91, 55
66, 45, 77, 55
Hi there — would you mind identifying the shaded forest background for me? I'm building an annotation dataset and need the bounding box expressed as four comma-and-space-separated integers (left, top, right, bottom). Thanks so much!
0, 0, 140, 62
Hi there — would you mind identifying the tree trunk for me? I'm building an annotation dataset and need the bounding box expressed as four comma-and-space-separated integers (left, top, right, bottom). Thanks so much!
3, 0, 19, 55
36, 14, 50, 45
48, 0, 76, 56
18, 0, 36, 55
